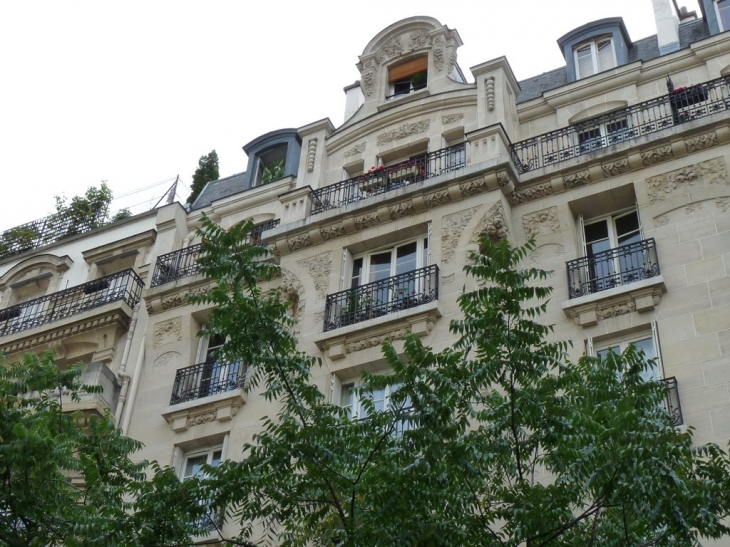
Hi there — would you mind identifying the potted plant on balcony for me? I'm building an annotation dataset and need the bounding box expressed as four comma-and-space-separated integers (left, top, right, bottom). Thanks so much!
261, 160, 286, 184
358, 165, 387, 194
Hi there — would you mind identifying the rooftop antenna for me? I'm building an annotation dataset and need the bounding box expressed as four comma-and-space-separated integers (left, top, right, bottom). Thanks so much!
153, 175, 179, 209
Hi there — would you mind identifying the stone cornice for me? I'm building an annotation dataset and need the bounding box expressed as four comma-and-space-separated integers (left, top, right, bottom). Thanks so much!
144, 274, 212, 315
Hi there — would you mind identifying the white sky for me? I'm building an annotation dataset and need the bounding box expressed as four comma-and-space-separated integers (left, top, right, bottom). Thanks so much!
0, 0, 701, 231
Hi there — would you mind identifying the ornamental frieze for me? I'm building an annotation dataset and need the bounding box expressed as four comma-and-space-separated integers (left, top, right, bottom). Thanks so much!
376, 120, 430, 146
685, 131, 718, 153
645, 157, 727, 203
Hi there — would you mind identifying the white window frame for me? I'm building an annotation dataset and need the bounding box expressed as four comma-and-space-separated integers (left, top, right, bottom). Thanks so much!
586, 321, 664, 383
177, 445, 225, 532
574, 36, 617, 79
185, 332, 242, 399
348, 236, 429, 290
333, 375, 414, 434
716, 0, 730, 31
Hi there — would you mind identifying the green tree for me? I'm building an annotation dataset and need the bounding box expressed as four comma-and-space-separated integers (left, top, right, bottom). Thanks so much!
187, 219, 730, 547
187, 150, 220, 205
0, 351, 210, 547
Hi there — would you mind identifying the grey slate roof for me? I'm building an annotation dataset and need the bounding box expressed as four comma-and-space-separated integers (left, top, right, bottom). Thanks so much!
516, 18, 711, 104
190, 171, 247, 210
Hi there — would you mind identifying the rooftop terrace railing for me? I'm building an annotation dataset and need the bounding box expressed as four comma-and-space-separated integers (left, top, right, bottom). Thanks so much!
0, 210, 107, 261
311, 144, 466, 215
511, 76, 730, 173
0, 268, 143, 337
149, 219, 281, 288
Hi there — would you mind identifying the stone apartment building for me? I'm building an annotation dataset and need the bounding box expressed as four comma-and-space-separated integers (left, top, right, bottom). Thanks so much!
2, 0, 730, 542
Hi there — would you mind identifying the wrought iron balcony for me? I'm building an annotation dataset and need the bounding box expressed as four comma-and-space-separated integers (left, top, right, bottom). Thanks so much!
149, 219, 280, 288
0, 269, 143, 338
0, 210, 107, 261
566, 238, 659, 299
511, 75, 730, 173
661, 376, 683, 427
170, 358, 245, 405
323, 264, 439, 332
311, 144, 466, 215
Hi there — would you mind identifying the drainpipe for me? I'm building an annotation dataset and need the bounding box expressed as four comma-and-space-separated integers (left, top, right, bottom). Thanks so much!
114, 305, 139, 425
121, 334, 145, 434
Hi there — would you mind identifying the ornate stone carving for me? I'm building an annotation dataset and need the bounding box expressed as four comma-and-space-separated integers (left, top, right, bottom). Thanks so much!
361, 59, 375, 96
459, 177, 488, 197
641, 145, 674, 166
522, 206, 559, 239
685, 202, 703, 214
471, 202, 509, 244
529, 243, 565, 263
563, 170, 591, 189
496, 171, 511, 187
441, 113, 464, 124
355, 212, 380, 230
297, 252, 332, 300
485, 76, 495, 111
344, 142, 366, 157
717, 197, 730, 212
440, 272, 455, 286
162, 294, 183, 310
377, 120, 430, 145
596, 301, 636, 320
646, 157, 727, 203
187, 410, 217, 427
306, 138, 317, 172
280, 268, 306, 333
408, 30, 431, 51
433, 37, 445, 71
508, 182, 553, 205
153, 351, 181, 369
153, 317, 182, 348
320, 224, 346, 241
424, 189, 451, 209
287, 233, 312, 252
447, 51, 457, 76
345, 327, 410, 354
389, 201, 414, 220
441, 206, 480, 264
376, 37, 404, 63
685, 131, 717, 153
601, 158, 630, 177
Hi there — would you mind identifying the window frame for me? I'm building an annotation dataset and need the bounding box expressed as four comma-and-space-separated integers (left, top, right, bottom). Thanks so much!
348, 236, 430, 290
387, 57, 428, 99
716, 0, 730, 31
573, 36, 617, 79
576, 115, 630, 154
336, 377, 414, 434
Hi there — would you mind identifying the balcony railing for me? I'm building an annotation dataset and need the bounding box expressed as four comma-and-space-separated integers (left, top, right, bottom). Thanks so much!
0, 269, 143, 337
511, 75, 730, 173
311, 144, 466, 215
170, 358, 245, 405
0, 210, 107, 261
566, 238, 659, 299
323, 264, 439, 332
661, 376, 683, 427
150, 219, 280, 288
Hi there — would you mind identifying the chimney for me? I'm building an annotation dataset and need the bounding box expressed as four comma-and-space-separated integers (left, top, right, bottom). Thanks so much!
653, 0, 680, 54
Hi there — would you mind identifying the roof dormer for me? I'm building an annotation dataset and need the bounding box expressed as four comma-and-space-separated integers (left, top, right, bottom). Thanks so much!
558, 18, 632, 83
353, 16, 464, 116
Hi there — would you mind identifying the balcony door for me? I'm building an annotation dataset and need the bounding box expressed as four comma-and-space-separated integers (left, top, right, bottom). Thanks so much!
349, 238, 428, 318
581, 210, 642, 292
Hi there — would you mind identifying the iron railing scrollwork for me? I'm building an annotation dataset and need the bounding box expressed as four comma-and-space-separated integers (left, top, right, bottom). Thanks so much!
169, 358, 246, 405
323, 264, 439, 332
311, 144, 466, 215
661, 376, 683, 427
0, 269, 143, 337
566, 238, 659, 299
150, 219, 280, 288
511, 75, 730, 173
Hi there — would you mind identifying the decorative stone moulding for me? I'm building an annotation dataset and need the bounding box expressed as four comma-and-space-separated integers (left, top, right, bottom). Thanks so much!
160, 390, 246, 433
562, 277, 666, 328
315, 301, 442, 362
144, 275, 212, 315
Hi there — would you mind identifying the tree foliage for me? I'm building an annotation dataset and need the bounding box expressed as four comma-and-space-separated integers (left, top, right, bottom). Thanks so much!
0, 351, 212, 547
188, 217, 730, 547
187, 150, 220, 205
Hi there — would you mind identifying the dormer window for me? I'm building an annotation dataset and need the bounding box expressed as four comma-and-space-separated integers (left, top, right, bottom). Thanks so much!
254, 144, 288, 187
387, 57, 428, 99
574, 36, 616, 79
716, 0, 730, 30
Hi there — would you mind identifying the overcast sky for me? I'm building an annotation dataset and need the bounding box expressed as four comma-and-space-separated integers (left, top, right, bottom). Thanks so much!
0, 0, 701, 231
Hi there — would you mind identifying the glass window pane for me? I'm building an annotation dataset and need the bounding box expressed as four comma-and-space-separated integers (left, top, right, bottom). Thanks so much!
351, 258, 363, 289
597, 39, 615, 71
633, 338, 659, 382
395, 242, 418, 275
576, 45, 594, 77
210, 450, 222, 468
584, 220, 609, 246
369, 252, 392, 283
615, 212, 639, 238
597, 346, 620, 360
719, 0, 730, 30
184, 455, 207, 480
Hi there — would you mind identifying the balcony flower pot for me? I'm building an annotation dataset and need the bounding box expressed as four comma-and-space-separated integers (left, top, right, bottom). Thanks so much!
670, 84, 708, 109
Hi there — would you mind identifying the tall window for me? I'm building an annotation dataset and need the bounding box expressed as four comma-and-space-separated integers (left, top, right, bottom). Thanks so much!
576, 116, 629, 154
338, 380, 414, 434
180, 447, 223, 531
717, 0, 730, 31
254, 144, 288, 187
581, 209, 642, 292
574, 36, 616, 79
